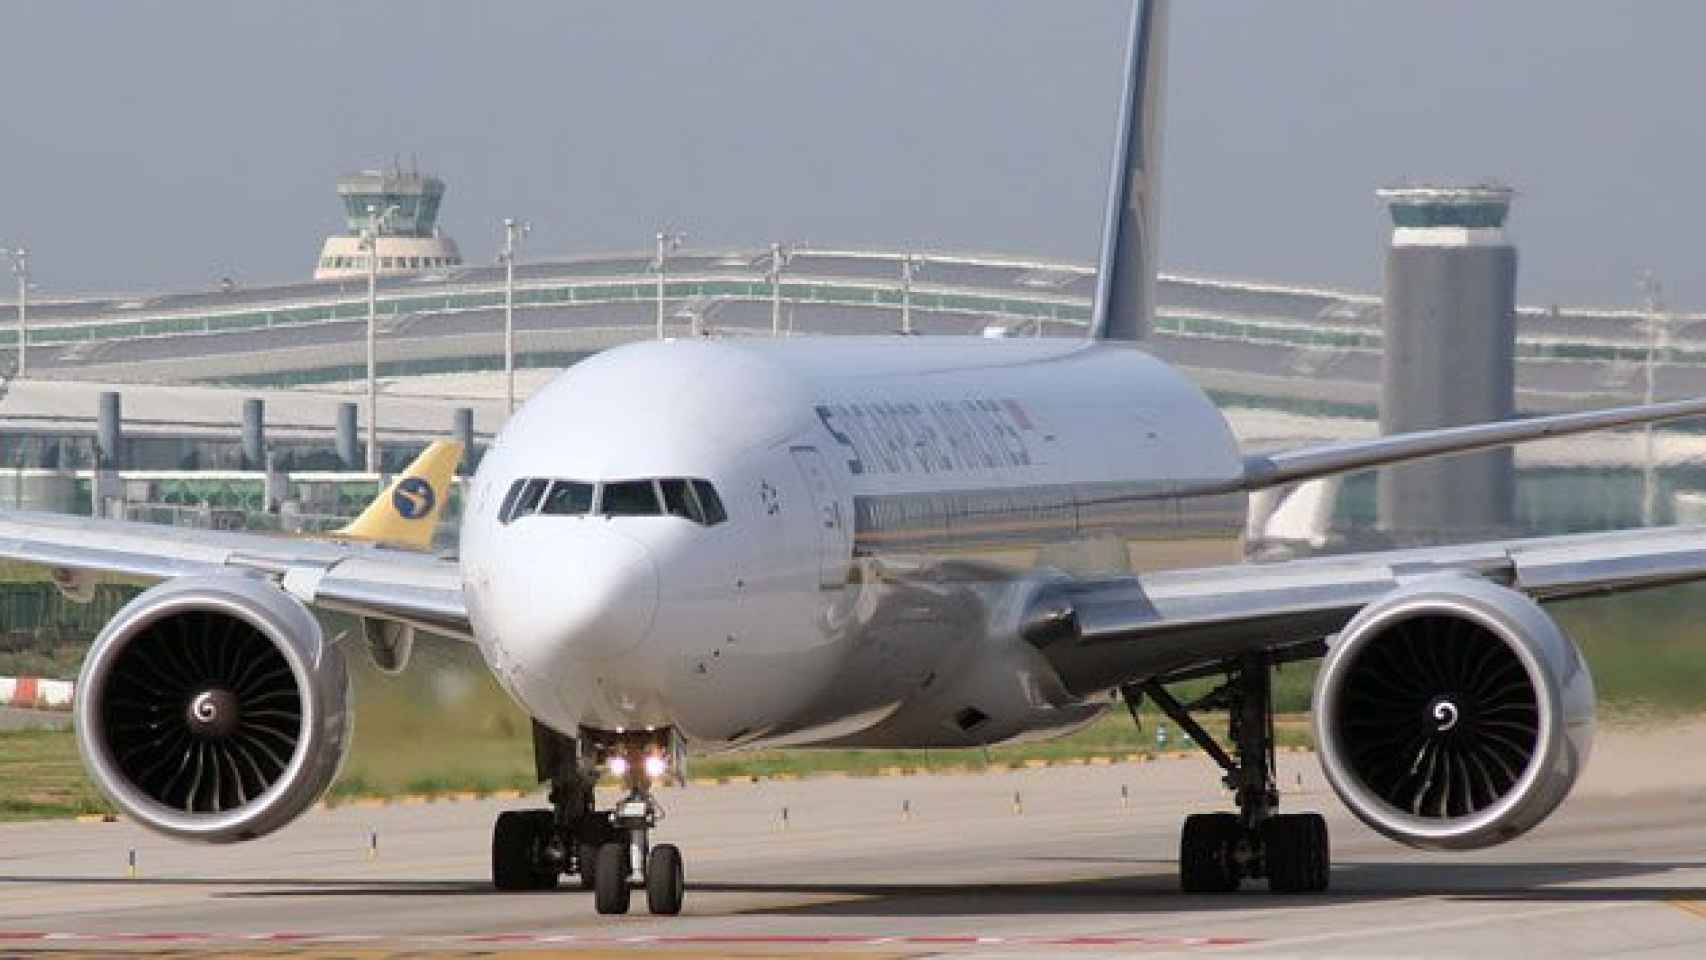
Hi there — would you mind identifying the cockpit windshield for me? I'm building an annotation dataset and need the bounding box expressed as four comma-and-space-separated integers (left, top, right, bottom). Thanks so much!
541, 481, 595, 515
500, 477, 726, 526
600, 481, 661, 516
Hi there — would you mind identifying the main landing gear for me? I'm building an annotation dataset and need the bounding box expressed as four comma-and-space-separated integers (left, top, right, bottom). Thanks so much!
1126, 651, 1330, 894
490, 722, 686, 915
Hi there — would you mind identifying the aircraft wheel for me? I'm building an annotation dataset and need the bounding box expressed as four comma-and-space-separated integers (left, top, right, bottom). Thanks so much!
492, 810, 559, 891
593, 841, 632, 914
1263, 813, 1330, 893
645, 843, 685, 915
1179, 812, 1242, 893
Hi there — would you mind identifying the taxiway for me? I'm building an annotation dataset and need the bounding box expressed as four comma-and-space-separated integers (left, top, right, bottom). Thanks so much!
2, 726, 1705, 956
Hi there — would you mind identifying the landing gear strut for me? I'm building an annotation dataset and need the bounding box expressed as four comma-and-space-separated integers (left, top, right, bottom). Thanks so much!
489, 722, 685, 915
1128, 652, 1329, 894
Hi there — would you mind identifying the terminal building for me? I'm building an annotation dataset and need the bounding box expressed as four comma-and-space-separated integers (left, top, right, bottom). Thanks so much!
313, 165, 463, 280
4, 171, 1706, 556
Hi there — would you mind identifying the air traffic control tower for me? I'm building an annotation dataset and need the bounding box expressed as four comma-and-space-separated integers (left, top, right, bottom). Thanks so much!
312, 166, 463, 280
1375, 185, 1518, 539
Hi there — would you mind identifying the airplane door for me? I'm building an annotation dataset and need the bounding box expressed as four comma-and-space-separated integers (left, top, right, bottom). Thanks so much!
790, 445, 849, 588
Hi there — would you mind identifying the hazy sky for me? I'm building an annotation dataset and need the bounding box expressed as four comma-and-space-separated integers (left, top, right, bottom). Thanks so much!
1, 2, 1702, 308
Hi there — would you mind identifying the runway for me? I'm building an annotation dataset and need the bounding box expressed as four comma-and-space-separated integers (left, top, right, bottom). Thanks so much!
3, 730, 1705, 956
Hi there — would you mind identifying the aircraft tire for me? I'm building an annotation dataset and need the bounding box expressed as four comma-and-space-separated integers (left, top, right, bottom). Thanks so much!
593, 841, 632, 914
1263, 813, 1329, 893
645, 843, 685, 915
1179, 812, 1241, 893
492, 810, 559, 891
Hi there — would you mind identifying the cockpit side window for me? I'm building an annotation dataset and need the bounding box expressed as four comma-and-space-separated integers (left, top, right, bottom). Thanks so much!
600, 480, 662, 516
692, 480, 728, 525
507, 478, 549, 521
498, 479, 527, 523
540, 480, 595, 515
658, 479, 704, 523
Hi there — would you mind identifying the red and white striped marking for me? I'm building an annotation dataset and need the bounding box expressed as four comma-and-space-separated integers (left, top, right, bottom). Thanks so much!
0, 675, 73, 709
0, 930, 1253, 948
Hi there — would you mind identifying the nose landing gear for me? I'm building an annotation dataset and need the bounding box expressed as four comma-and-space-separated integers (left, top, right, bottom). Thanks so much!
592, 779, 683, 915
490, 722, 686, 915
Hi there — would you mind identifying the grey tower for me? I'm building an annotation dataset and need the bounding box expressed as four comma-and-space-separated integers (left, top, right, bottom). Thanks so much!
1376, 185, 1517, 539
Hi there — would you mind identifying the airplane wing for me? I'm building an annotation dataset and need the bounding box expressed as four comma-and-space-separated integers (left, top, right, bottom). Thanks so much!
0, 444, 472, 641
0, 508, 470, 640
1023, 394, 1706, 693
1024, 521, 1706, 695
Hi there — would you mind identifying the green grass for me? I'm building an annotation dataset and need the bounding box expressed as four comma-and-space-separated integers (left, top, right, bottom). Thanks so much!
0, 728, 113, 820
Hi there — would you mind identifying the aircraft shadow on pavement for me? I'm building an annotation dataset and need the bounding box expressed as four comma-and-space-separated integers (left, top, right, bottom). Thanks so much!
7, 859, 1704, 916
692, 860, 1706, 917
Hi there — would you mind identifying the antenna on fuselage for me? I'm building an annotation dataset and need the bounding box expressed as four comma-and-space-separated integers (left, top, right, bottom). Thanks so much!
1088, 0, 1169, 342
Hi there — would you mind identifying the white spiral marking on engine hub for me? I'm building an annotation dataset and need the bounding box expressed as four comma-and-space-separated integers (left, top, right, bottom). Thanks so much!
1433, 700, 1460, 732
192, 692, 219, 723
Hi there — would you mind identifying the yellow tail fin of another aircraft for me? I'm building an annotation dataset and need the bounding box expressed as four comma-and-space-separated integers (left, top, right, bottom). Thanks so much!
333, 440, 463, 550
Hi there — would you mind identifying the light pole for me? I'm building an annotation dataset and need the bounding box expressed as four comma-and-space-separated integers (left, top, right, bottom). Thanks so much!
1639, 270, 1667, 527
767, 242, 795, 336
900, 253, 920, 335
653, 230, 684, 340
499, 218, 531, 415
2, 247, 26, 377
361, 204, 398, 474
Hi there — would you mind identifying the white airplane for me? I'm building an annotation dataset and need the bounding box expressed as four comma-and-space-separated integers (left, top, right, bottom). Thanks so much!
10, 0, 1706, 917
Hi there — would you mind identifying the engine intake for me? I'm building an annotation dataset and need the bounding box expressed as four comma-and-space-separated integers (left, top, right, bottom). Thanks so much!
1313, 578, 1593, 850
76, 576, 351, 842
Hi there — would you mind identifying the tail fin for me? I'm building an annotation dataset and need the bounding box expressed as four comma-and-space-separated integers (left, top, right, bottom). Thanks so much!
333, 440, 463, 550
1089, 0, 1170, 341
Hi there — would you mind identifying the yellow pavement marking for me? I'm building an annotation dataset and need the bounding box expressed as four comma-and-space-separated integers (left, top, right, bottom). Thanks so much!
1667, 898, 1706, 921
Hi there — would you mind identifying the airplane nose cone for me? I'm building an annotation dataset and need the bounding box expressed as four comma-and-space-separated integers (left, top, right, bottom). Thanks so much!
492, 524, 659, 667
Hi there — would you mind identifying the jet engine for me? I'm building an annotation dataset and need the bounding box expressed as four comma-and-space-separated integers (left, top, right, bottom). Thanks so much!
1312, 578, 1593, 850
75, 575, 352, 842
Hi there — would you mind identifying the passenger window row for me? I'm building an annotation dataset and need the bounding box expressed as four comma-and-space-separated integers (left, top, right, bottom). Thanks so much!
499, 477, 727, 526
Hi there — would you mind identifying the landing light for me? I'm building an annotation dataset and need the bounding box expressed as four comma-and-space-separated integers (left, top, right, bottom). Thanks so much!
643, 754, 668, 780
608, 755, 630, 777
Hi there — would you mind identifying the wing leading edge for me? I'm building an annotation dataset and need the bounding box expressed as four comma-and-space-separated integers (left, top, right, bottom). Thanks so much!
0, 503, 469, 642
1024, 523, 1706, 696
1236, 395, 1706, 492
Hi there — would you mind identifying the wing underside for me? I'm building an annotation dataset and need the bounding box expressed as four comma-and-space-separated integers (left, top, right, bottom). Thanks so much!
1024, 523, 1706, 695
0, 509, 470, 641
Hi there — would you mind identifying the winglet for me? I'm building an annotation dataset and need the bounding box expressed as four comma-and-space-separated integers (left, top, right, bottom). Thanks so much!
333, 440, 463, 550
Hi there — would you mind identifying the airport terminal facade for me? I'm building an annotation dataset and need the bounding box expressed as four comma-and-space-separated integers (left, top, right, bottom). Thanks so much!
3, 245, 1706, 551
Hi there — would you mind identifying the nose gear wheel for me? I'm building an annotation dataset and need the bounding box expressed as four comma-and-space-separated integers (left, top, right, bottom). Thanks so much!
488, 722, 687, 914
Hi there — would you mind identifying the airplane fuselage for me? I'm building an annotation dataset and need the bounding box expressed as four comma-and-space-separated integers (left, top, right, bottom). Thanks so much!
461, 336, 1247, 751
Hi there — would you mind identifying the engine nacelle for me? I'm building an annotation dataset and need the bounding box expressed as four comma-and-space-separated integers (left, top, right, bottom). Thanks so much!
75, 575, 352, 842
1313, 578, 1593, 850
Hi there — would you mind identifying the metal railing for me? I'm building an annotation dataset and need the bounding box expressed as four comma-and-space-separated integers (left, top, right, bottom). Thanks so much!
7, 247, 1702, 365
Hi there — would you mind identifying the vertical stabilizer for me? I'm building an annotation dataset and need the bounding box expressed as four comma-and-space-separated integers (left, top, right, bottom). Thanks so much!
333, 440, 462, 550
1089, 0, 1169, 341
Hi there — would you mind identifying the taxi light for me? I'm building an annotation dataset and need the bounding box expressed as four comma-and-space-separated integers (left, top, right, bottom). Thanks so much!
643, 754, 667, 780
608, 755, 629, 777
